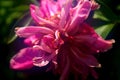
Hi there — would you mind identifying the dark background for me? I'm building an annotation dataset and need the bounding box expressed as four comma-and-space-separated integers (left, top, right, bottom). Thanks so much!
0, 0, 120, 80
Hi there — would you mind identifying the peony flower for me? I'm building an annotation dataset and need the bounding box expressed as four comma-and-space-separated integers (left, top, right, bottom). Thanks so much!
10, 0, 115, 80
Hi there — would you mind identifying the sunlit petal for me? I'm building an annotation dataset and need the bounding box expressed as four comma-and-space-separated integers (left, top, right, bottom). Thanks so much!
10, 47, 47, 70
15, 26, 54, 37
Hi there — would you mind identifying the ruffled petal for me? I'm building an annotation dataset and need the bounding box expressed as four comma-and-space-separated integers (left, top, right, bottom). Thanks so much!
32, 45, 58, 67
67, 0, 92, 32
30, 4, 57, 28
58, 0, 66, 8
32, 57, 49, 67
10, 47, 48, 70
41, 0, 61, 17
92, 38, 115, 52
59, 0, 72, 28
15, 26, 54, 37
75, 35, 114, 52
71, 47, 101, 67
74, 23, 115, 53
40, 34, 55, 53
40, 32, 64, 53
24, 34, 43, 46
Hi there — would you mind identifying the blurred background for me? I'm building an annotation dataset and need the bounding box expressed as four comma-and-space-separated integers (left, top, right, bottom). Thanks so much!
0, 0, 120, 80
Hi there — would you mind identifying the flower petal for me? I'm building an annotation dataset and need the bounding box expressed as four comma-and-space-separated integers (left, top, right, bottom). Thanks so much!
40, 34, 55, 53
59, 0, 72, 28
15, 26, 54, 37
30, 4, 57, 28
10, 47, 47, 70
71, 47, 101, 67
24, 34, 43, 46
40, 33, 64, 53
32, 45, 58, 67
67, 0, 92, 32
74, 23, 115, 52
33, 57, 49, 67
41, 0, 61, 17
58, 0, 66, 8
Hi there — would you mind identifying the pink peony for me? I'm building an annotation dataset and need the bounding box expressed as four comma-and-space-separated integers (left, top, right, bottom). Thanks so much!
10, 0, 115, 80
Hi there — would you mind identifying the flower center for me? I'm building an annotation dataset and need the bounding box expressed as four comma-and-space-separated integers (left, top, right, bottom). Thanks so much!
60, 31, 74, 44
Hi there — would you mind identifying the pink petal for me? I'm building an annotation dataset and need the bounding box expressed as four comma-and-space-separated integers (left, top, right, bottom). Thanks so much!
46, 0, 61, 16
10, 47, 47, 70
40, 33, 64, 53
93, 38, 115, 52
77, 23, 98, 35
59, 0, 72, 28
40, 34, 55, 53
32, 49, 57, 67
15, 26, 54, 37
41, 0, 61, 17
42, 34, 55, 48
24, 34, 43, 46
58, 0, 66, 8
40, 0, 50, 17
74, 23, 115, 52
32, 45, 58, 67
67, 1, 92, 32
30, 4, 57, 28
71, 47, 101, 67
32, 57, 49, 67
91, 0, 100, 10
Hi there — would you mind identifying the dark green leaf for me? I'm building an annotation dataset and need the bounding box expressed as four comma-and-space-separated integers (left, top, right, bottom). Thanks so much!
93, 10, 109, 21
96, 0, 117, 21
95, 23, 115, 38
7, 12, 32, 44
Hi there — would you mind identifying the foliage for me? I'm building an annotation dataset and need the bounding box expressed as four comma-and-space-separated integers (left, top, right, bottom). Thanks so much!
0, 0, 30, 44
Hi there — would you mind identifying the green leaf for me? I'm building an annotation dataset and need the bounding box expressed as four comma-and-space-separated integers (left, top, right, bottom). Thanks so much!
7, 12, 32, 44
10, 5, 29, 11
95, 23, 115, 38
0, 1, 13, 7
6, 12, 22, 24
93, 10, 109, 21
96, 0, 117, 21
7, 35, 17, 44
116, 5, 120, 10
